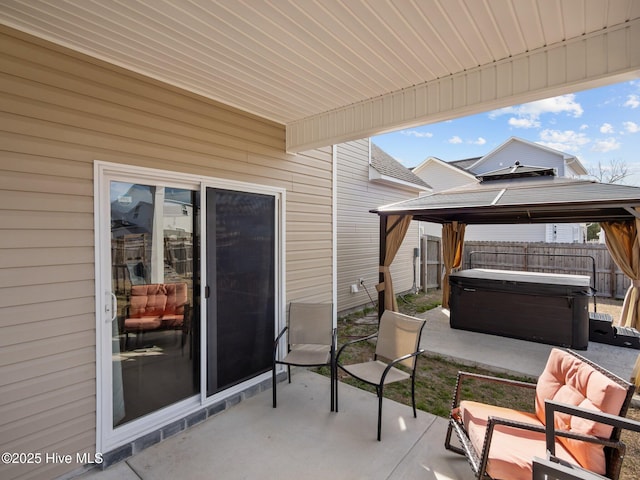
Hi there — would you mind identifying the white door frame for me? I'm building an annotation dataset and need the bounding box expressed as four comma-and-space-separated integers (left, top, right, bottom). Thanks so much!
94, 161, 285, 453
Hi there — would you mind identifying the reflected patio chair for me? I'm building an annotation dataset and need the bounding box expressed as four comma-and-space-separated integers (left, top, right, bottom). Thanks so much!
335, 310, 426, 441
273, 302, 336, 411
531, 399, 640, 480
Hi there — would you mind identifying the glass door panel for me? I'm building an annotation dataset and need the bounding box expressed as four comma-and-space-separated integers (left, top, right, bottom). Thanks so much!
110, 181, 199, 427
206, 188, 275, 395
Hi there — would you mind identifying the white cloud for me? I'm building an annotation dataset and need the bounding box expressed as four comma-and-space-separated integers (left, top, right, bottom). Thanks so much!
537, 129, 590, 152
624, 94, 639, 109
401, 129, 433, 138
448, 136, 463, 144
472, 137, 486, 145
624, 121, 640, 133
508, 117, 540, 129
489, 94, 583, 130
600, 123, 614, 134
591, 137, 621, 152
579, 124, 589, 130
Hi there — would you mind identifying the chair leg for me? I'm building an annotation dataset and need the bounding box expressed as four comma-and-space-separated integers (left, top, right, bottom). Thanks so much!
444, 420, 465, 455
411, 376, 417, 417
287, 365, 291, 383
272, 364, 277, 408
444, 421, 453, 449
377, 386, 384, 441
330, 363, 335, 412
335, 370, 339, 412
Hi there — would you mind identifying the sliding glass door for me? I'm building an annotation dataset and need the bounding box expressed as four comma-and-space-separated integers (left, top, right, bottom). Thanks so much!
97, 163, 281, 451
110, 181, 199, 427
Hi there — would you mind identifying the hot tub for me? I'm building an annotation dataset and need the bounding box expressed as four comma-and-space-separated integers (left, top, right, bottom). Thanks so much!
448, 269, 593, 349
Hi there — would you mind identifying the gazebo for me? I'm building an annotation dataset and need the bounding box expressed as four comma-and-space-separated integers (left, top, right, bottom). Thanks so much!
371, 172, 640, 332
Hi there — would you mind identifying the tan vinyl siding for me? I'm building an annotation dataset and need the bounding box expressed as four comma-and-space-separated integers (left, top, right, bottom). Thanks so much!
336, 139, 419, 313
0, 26, 333, 480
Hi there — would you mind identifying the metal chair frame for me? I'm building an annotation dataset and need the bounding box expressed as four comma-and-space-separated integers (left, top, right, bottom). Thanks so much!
335, 310, 426, 441
272, 302, 336, 411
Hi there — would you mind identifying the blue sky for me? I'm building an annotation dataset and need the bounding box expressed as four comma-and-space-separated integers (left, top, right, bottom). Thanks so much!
372, 79, 640, 186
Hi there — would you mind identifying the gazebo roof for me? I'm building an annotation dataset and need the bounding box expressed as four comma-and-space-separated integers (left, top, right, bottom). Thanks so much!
372, 177, 640, 225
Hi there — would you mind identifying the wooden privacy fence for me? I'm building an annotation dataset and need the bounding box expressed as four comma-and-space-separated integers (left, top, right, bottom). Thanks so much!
421, 237, 631, 299
421, 235, 442, 291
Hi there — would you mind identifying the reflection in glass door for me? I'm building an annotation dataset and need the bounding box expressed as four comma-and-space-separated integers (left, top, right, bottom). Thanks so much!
110, 182, 199, 427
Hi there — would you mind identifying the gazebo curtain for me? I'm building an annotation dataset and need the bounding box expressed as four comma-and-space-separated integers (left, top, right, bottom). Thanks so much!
376, 214, 413, 313
601, 210, 640, 331
441, 221, 466, 309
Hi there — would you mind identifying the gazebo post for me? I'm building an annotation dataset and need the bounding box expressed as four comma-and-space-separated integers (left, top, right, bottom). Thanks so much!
378, 214, 387, 320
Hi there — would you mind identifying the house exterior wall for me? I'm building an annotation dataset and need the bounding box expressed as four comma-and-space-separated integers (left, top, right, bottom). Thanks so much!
464, 224, 548, 242
471, 141, 565, 175
415, 141, 585, 244
0, 27, 333, 480
413, 160, 474, 191
336, 139, 419, 313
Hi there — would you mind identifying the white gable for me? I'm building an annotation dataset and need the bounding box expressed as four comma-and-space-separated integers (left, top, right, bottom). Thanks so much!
467, 138, 588, 177
470, 139, 567, 176
413, 158, 477, 192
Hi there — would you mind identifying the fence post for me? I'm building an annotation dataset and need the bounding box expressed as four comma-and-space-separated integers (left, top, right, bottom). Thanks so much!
610, 255, 617, 298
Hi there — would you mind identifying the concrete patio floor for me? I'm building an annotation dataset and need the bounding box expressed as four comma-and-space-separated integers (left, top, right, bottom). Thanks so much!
78, 307, 638, 480
79, 369, 473, 480
419, 307, 638, 382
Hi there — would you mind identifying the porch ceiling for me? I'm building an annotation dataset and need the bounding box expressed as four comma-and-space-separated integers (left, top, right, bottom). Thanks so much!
1, 1, 639, 152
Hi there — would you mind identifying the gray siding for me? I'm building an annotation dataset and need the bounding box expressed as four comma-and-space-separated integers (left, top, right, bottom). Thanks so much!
472, 141, 565, 175
0, 26, 333, 480
464, 224, 548, 242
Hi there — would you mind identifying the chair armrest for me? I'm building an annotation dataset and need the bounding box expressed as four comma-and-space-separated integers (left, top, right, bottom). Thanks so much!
336, 332, 378, 364
543, 400, 639, 457
273, 326, 288, 355
532, 456, 607, 480
382, 348, 425, 372
451, 371, 537, 411
487, 415, 546, 434
375, 348, 424, 383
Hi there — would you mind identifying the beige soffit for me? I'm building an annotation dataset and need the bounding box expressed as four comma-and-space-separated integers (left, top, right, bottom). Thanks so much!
1, 1, 639, 153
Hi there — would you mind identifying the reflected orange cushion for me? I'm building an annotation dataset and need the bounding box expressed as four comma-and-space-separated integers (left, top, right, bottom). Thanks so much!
124, 316, 162, 331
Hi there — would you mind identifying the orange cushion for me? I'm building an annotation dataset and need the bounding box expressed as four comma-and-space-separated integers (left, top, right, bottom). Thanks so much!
124, 316, 162, 331
160, 314, 184, 328
535, 348, 628, 473
459, 401, 578, 480
129, 284, 168, 317
164, 283, 187, 314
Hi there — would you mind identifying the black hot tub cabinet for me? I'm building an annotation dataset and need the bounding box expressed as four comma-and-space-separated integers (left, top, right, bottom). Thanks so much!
449, 269, 593, 350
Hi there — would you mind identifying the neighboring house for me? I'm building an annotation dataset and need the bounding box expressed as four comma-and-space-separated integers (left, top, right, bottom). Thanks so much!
336, 141, 431, 313
412, 137, 589, 243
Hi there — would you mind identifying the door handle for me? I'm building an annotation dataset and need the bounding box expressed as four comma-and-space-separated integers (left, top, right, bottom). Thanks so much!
106, 292, 117, 323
